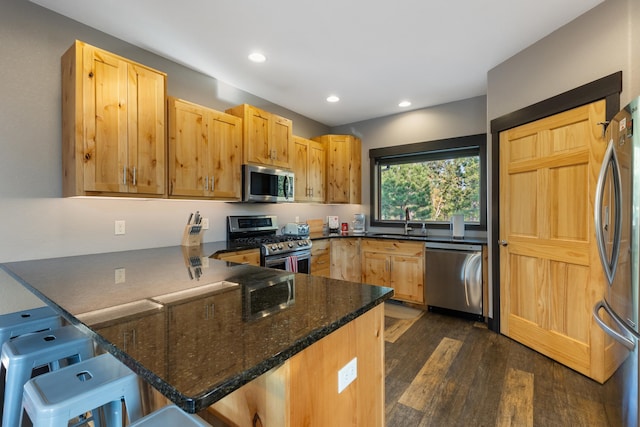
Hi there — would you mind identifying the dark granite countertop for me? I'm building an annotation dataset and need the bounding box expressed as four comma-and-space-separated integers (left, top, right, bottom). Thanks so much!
1, 244, 393, 413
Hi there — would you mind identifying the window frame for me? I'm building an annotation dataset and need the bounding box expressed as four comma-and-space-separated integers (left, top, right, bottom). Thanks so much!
369, 133, 487, 231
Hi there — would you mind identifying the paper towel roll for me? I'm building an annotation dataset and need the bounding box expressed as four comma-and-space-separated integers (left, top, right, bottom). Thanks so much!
451, 214, 464, 239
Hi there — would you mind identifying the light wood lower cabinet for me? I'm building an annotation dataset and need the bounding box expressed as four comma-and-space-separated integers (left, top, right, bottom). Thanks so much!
361, 239, 425, 304
310, 239, 331, 277
208, 304, 384, 427
213, 248, 260, 266
331, 238, 361, 282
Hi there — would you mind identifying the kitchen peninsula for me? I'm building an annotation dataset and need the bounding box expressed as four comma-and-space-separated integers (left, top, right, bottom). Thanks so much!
1, 242, 392, 425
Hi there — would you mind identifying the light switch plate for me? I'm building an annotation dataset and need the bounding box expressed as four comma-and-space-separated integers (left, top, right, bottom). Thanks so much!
115, 220, 126, 235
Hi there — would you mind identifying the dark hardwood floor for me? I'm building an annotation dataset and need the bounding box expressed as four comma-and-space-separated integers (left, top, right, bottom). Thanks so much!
384, 307, 615, 427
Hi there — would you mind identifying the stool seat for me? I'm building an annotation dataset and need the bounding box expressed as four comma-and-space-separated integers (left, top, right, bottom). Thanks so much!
22, 352, 143, 427
1, 325, 93, 427
0, 306, 61, 345
129, 405, 210, 426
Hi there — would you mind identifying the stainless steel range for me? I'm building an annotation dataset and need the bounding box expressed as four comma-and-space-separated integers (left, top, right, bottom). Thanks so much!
227, 215, 312, 273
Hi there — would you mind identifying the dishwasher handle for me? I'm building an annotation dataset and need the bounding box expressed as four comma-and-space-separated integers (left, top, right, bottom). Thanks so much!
425, 242, 482, 252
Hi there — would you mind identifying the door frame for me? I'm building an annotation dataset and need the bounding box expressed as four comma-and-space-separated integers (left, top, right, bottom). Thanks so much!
488, 71, 622, 332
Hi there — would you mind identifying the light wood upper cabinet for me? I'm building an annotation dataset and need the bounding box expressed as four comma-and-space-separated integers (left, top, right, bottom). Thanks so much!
168, 97, 242, 200
311, 135, 361, 203
226, 104, 293, 169
293, 136, 325, 202
361, 239, 424, 304
62, 40, 166, 197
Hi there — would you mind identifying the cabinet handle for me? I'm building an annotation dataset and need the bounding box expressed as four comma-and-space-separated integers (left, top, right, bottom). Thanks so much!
123, 166, 127, 185
205, 303, 215, 319
132, 167, 136, 186
204, 176, 208, 191
210, 176, 214, 192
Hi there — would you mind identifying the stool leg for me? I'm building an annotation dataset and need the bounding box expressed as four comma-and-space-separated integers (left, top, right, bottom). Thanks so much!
2, 359, 32, 427
103, 400, 124, 427
123, 377, 143, 423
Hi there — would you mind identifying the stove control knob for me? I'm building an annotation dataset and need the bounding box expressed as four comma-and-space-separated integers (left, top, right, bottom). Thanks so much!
297, 241, 303, 246
288, 242, 294, 248
271, 244, 277, 251
278, 243, 284, 250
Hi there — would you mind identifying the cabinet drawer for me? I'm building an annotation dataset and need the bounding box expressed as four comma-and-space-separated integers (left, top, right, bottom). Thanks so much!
361, 239, 424, 256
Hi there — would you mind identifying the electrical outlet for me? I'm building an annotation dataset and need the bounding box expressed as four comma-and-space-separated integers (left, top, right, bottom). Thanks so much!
295, 216, 299, 223
115, 220, 126, 235
338, 357, 357, 393
114, 268, 126, 284
202, 218, 209, 230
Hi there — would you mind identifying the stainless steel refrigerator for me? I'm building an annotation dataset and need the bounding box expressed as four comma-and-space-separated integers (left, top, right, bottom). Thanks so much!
593, 97, 640, 427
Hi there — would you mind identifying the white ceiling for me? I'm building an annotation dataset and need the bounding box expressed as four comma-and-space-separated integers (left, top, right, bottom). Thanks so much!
31, 0, 603, 127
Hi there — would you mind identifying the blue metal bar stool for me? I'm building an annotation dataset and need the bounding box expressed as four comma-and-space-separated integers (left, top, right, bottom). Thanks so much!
21, 352, 143, 427
0, 306, 62, 414
0, 306, 62, 345
1, 325, 93, 427
128, 404, 210, 426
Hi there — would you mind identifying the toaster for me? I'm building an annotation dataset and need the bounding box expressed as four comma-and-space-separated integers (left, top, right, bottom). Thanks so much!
282, 223, 310, 236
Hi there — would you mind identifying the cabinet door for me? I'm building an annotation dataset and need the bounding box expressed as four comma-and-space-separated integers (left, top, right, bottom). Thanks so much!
271, 115, 292, 168
349, 136, 362, 204
128, 63, 166, 195
309, 140, 326, 202
311, 239, 331, 277
361, 252, 389, 287
293, 137, 310, 201
244, 106, 271, 165
168, 98, 207, 197
326, 136, 351, 203
208, 111, 242, 199
390, 254, 424, 303
82, 46, 129, 193
331, 239, 361, 282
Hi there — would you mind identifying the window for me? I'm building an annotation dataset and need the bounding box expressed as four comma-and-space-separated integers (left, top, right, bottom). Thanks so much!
370, 134, 486, 230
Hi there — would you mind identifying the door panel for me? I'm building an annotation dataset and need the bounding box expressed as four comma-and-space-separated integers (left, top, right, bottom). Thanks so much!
500, 99, 618, 382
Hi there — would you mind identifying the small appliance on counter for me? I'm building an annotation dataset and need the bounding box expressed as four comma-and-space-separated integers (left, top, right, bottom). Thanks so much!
353, 213, 365, 234
327, 216, 340, 233
450, 214, 465, 239
282, 222, 310, 236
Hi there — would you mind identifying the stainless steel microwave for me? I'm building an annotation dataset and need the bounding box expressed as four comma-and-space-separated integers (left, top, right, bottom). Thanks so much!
242, 164, 294, 203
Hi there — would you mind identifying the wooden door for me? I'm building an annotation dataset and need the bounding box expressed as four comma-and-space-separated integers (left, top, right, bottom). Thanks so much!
499, 100, 614, 381
208, 111, 242, 199
168, 98, 207, 197
293, 136, 310, 201
309, 139, 326, 202
82, 46, 129, 193
361, 251, 389, 287
391, 254, 424, 303
127, 63, 166, 195
271, 114, 293, 168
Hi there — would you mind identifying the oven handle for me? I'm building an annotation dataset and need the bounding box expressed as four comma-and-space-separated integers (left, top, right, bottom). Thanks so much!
264, 251, 311, 265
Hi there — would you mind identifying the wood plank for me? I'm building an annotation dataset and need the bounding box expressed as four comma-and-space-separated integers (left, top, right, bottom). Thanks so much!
398, 337, 463, 411
496, 367, 534, 427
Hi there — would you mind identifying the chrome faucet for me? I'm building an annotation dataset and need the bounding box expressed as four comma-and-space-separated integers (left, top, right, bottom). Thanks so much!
404, 207, 412, 235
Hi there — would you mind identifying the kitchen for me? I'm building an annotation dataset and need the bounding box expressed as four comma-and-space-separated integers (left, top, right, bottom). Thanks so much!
1, 0, 640, 425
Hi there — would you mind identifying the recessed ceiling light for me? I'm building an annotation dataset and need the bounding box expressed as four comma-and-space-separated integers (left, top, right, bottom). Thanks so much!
248, 52, 266, 63
326, 95, 340, 103
398, 100, 412, 108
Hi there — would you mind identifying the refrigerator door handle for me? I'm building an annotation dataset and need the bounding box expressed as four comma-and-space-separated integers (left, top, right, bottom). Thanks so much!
594, 139, 623, 284
593, 300, 635, 351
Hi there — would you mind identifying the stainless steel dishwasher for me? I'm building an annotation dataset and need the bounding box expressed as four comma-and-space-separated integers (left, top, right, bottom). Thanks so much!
425, 242, 483, 319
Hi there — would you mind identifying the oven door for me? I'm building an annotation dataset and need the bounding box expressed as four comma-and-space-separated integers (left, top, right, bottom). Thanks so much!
263, 250, 311, 274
